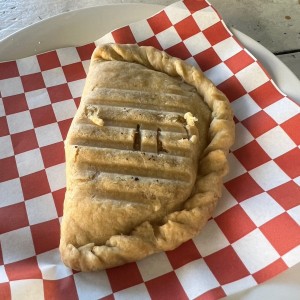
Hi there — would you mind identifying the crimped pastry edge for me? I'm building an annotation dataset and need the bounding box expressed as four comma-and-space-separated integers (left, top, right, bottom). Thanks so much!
59, 44, 235, 271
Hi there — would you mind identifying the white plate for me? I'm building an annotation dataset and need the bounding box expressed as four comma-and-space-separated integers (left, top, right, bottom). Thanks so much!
0, 3, 299, 299
0, 3, 299, 104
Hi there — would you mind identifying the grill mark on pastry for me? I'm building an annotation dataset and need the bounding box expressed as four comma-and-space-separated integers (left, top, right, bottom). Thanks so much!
85, 88, 199, 112
75, 161, 190, 182
97, 120, 187, 134
77, 118, 186, 134
77, 113, 190, 135
73, 172, 190, 206
71, 147, 193, 182
72, 119, 185, 139
84, 105, 187, 129
71, 123, 134, 137
75, 171, 189, 187
77, 181, 171, 205
86, 103, 191, 122
72, 167, 190, 186
70, 139, 192, 157
86, 101, 190, 115
69, 124, 194, 157
71, 139, 134, 152
78, 192, 160, 209
88, 197, 152, 208
70, 124, 135, 150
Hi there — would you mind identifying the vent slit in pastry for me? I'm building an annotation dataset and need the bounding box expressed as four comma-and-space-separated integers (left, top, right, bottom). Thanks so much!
156, 128, 168, 154
133, 124, 141, 151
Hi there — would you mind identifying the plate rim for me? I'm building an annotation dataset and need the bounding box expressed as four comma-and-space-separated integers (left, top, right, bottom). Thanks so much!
0, 3, 299, 103
0, 3, 299, 299
0, 3, 163, 45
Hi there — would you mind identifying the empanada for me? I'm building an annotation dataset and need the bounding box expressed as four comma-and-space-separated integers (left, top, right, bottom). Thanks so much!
59, 44, 235, 271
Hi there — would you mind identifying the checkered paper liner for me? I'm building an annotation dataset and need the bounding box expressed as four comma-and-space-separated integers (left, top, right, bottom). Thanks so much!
0, 0, 300, 299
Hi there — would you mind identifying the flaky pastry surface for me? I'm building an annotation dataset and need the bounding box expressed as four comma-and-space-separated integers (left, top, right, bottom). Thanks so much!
59, 44, 235, 271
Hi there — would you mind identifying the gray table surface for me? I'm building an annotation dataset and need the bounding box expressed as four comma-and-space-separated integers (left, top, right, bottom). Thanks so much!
0, 0, 300, 79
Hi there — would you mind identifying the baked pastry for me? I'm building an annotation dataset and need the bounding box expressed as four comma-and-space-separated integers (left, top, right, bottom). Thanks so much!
59, 43, 235, 271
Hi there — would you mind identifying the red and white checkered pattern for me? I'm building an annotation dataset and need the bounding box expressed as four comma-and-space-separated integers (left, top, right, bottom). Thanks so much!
0, 0, 299, 299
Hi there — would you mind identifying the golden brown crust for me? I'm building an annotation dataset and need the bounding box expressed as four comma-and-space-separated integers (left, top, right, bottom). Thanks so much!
59, 44, 235, 271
